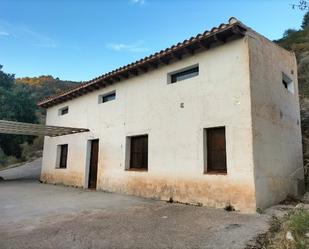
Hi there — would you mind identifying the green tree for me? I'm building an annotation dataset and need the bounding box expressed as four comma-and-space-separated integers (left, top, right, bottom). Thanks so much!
0, 65, 37, 158
302, 10, 309, 29
283, 28, 298, 37
0, 65, 14, 89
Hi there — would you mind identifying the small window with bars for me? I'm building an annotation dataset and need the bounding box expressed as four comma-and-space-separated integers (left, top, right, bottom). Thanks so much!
58, 106, 69, 116
99, 91, 116, 104
169, 65, 199, 84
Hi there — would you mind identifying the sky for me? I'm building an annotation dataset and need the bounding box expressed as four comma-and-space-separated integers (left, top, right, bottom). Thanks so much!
0, 0, 306, 81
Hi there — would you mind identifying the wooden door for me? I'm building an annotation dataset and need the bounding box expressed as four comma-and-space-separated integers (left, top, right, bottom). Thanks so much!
207, 127, 227, 173
88, 139, 99, 189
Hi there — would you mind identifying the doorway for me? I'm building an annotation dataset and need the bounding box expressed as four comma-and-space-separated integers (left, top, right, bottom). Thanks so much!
88, 139, 99, 189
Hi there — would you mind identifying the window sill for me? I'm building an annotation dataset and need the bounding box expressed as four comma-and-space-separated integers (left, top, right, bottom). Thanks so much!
204, 171, 227, 175
126, 168, 148, 172
55, 167, 67, 169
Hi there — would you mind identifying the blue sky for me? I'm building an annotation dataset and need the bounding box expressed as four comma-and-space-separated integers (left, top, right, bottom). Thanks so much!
0, 0, 306, 81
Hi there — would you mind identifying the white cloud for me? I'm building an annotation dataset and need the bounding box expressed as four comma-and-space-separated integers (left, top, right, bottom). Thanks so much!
106, 41, 148, 53
0, 20, 57, 48
0, 31, 9, 36
21, 26, 57, 48
131, 0, 145, 5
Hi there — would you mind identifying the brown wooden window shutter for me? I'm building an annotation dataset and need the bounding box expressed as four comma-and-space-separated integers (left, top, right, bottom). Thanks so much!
130, 135, 148, 170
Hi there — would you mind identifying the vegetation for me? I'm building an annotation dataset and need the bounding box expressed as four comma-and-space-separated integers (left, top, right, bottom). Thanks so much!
302, 10, 309, 29
255, 208, 309, 249
0, 66, 79, 168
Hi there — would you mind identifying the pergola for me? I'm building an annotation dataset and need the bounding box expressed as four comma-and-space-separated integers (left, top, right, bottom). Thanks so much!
0, 120, 89, 137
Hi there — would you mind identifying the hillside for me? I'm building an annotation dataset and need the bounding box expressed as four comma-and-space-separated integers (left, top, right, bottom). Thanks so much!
16, 75, 78, 105
16, 76, 79, 121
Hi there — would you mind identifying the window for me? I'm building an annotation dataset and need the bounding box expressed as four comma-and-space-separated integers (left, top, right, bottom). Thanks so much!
282, 73, 294, 93
58, 144, 68, 169
99, 91, 116, 104
58, 106, 69, 116
204, 127, 227, 174
128, 135, 148, 171
169, 65, 199, 84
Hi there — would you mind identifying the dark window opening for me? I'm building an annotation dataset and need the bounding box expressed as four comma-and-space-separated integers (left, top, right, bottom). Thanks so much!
205, 127, 227, 174
100, 91, 116, 103
59, 106, 69, 116
170, 66, 199, 83
281, 72, 294, 93
59, 144, 68, 169
282, 79, 288, 89
129, 135, 148, 170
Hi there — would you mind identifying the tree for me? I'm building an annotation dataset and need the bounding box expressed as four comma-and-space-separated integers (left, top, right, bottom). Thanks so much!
292, 0, 309, 10
0, 65, 14, 90
283, 29, 297, 37
0, 65, 37, 158
302, 10, 309, 29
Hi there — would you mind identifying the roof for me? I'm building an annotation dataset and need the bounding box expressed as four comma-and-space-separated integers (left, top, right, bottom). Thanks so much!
38, 17, 248, 108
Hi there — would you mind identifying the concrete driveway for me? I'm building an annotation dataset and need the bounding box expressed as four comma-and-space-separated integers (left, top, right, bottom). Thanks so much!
0, 158, 42, 180
0, 180, 269, 249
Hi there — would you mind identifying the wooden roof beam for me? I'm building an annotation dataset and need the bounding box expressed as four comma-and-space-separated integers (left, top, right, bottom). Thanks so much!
184, 46, 196, 55
138, 65, 149, 73
148, 61, 159, 69
171, 51, 183, 60
104, 78, 114, 85
120, 72, 129, 79
128, 69, 139, 76
112, 76, 121, 82
232, 25, 247, 35
159, 57, 170, 65
0, 120, 90, 137
197, 40, 209, 49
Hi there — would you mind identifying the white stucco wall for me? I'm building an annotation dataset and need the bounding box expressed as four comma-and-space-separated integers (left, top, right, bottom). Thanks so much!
247, 33, 304, 210
42, 37, 257, 212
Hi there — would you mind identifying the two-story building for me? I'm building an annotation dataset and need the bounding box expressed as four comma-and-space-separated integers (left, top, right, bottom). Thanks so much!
38, 18, 304, 213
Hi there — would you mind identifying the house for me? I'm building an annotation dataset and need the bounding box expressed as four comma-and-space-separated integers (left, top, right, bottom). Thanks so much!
38, 18, 304, 213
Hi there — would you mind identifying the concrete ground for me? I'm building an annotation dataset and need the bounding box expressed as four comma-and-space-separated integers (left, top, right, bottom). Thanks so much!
0, 159, 279, 249
0, 180, 270, 249
0, 158, 42, 180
